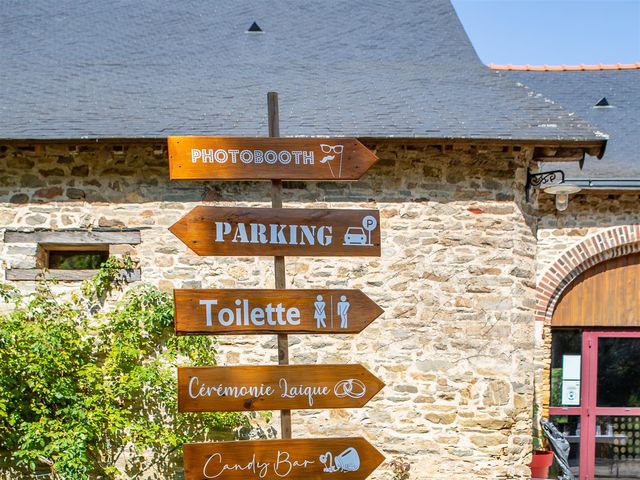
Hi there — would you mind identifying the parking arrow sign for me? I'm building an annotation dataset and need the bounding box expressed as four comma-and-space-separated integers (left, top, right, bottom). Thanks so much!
169, 206, 380, 257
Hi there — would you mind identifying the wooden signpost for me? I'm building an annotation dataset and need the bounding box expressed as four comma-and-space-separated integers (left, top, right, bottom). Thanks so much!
169, 206, 381, 257
168, 136, 378, 181
177, 365, 384, 412
183, 438, 385, 480
174, 289, 384, 335
169, 93, 384, 480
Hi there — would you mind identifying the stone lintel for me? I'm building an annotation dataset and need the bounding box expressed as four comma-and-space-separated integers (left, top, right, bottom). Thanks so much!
4, 230, 141, 245
5, 268, 141, 282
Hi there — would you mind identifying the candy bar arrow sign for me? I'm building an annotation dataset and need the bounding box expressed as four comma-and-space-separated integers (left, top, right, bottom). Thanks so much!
168, 136, 378, 180
169, 206, 380, 257
174, 289, 384, 335
178, 364, 384, 412
183, 437, 385, 480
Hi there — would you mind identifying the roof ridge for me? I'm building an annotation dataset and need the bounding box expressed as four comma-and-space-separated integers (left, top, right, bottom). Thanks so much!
489, 63, 640, 72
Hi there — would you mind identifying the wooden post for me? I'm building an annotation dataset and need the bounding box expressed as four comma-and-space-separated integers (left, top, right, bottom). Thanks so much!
268, 91, 292, 439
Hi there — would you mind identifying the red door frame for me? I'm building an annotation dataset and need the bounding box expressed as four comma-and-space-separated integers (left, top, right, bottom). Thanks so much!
549, 329, 640, 480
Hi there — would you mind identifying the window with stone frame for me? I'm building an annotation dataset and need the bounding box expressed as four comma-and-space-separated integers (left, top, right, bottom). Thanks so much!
42, 245, 110, 270
4, 230, 141, 281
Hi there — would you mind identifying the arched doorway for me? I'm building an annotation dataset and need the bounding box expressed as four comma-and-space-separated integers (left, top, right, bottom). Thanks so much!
548, 253, 640, 479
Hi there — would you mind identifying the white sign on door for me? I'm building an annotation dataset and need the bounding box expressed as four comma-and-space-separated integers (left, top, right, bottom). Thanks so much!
561, 355, 581, 406
561, 380, 580, 406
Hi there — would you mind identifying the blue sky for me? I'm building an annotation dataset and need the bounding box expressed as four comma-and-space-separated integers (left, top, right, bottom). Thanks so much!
451, 0, 640, 65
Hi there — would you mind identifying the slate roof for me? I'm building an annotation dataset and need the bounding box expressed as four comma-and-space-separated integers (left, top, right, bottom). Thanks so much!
501, 69, 640, 177
0, 0, 605, 145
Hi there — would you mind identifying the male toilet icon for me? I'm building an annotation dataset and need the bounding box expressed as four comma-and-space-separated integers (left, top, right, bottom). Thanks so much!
337, 296, 350, 328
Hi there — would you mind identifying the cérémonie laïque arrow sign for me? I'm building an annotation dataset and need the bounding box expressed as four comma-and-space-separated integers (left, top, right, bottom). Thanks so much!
178, 364, 384, 412
183, 437, 385, 480
169, 207, 380, 257
168, 136, 378, 180
174, 289, 383, 335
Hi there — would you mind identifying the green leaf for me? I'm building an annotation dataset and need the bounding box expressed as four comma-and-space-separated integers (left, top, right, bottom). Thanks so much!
0, 264, 248, 477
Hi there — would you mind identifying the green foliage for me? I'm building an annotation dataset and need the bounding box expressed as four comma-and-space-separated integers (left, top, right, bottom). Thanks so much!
550, 368, 563, 407
49, 251, 108, 270
0, 261, 248, 479
531, 383, 548, 452
82, 255, 136, 300
389, 457, 410, 480
0, 282, 18, 303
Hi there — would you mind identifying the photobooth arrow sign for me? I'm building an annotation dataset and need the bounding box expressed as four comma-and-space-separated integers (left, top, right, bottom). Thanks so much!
174, 289, 384, 335
169, 207, 381, 257
168, 136, 378, 180
178, 364, 384, 412
183, 437, 385, 480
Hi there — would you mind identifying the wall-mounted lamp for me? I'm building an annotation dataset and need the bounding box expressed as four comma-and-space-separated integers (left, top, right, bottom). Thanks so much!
542, 183, 582, 211
525, 169, 582, 211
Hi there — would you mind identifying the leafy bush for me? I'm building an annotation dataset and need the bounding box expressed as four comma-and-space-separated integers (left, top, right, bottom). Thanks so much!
0, 260, 248, 479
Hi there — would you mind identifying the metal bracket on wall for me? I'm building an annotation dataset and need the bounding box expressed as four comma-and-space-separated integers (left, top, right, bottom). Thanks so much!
525, 168, 566, 202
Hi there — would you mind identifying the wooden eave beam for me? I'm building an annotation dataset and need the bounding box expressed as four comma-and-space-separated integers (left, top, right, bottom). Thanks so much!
533, 147, 586, 163
0, 136, 607, 161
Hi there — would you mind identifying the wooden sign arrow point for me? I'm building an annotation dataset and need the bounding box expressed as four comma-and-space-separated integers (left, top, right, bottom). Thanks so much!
169, 206, 381, 257
183, 437, 385, 480
174, 289, 384, 335
168, 136, 379, 181
178, 364, 385, 413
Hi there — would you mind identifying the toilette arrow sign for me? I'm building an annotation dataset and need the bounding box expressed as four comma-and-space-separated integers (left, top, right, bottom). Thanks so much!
183, 437, 385, 480
174, 289, 384, 335
168, 136, 378, 180
178, 364, 384, 412
169, 206, 381, 257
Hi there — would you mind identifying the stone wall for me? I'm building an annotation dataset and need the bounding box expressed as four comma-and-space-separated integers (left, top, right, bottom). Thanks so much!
0, 142, 539, 479
533, 193, 640, 415
536, 193, 640, 277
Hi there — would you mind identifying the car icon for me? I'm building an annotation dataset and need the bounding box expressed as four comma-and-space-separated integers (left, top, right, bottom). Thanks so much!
343, 227, 368, 246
